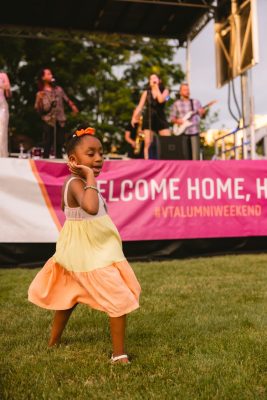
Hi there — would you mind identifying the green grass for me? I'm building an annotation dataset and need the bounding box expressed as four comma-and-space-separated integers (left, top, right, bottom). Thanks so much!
0, 254, 267, 400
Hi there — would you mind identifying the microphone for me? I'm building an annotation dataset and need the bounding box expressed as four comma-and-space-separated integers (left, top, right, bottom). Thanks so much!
51, 78, 56, 87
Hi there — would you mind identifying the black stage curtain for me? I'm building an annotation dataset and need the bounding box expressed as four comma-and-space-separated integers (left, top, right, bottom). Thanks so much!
1, 237, 267, 268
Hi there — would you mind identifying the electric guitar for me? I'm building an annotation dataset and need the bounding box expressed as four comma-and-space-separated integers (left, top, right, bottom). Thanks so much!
172, 100, 217, 136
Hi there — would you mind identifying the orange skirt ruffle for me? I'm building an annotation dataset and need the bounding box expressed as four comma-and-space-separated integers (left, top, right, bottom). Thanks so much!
28, 258, 141, 318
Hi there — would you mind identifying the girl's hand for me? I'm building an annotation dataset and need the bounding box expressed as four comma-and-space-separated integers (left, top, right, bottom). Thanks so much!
68, 162, 94, 179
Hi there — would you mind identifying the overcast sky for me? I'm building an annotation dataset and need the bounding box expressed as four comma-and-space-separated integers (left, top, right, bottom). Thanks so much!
176, 0, 266, 130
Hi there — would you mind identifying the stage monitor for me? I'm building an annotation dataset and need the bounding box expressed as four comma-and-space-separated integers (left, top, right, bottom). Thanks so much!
157, 136, 184, 160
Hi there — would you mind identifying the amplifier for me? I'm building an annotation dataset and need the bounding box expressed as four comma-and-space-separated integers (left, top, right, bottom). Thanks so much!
157, 136, 184, 160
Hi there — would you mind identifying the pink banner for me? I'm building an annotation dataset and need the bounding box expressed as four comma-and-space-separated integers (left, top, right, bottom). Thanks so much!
34, 159, 267, 241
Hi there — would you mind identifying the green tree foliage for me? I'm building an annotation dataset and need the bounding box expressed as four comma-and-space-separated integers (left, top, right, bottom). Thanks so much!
200, 109, 219, 160
0, 35, 184, 152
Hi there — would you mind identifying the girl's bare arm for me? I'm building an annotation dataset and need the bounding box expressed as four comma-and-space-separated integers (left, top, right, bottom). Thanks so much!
67, 165, 99, 215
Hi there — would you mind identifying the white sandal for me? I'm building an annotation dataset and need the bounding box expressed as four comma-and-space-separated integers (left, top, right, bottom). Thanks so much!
110, 354, 130, 364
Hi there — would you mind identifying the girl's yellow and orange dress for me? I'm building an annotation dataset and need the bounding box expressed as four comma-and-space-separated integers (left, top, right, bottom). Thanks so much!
28, 177, 141, 317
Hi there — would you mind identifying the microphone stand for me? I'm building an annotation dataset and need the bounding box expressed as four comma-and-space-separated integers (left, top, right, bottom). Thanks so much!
148, 88, 152, 159
51, 84, 57, 159
147, 87, 159, 159
53, 120, 57, 159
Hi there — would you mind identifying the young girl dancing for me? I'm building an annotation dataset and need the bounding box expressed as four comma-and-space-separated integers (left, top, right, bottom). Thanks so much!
28, 127, 141, 364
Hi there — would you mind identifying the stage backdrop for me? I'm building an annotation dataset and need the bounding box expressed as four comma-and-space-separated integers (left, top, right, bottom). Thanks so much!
0, 158, 267, 243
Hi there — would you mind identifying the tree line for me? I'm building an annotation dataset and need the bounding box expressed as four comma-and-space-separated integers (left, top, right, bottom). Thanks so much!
0, 34, 184, 153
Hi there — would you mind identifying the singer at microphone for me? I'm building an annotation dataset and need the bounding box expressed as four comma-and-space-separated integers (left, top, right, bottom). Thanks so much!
131, 73, 170, 159
35, 68, 79, 159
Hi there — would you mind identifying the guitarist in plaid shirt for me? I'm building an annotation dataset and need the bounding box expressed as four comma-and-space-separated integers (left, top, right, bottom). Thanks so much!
170, 82, 206, 160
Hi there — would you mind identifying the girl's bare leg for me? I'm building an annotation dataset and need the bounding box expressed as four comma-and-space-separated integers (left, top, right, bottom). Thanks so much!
144, 129, 153, 160
159, 128, 170, 136
48, 304, 77, 347
109, 315, 129, 363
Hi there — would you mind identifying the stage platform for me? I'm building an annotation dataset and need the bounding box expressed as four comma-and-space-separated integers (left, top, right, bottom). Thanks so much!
1, 158, 267, 267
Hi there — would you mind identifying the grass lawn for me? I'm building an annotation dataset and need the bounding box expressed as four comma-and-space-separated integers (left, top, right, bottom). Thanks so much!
0, 254, 267, 400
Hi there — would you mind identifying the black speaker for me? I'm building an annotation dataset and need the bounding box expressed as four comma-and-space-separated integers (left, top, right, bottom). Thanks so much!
157, 136, 184, 160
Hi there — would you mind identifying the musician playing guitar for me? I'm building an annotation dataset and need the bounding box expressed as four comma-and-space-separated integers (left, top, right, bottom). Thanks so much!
170, 82, 206, 160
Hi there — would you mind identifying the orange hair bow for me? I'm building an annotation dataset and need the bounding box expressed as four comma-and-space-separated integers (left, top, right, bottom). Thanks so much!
75, 127, 95, 137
